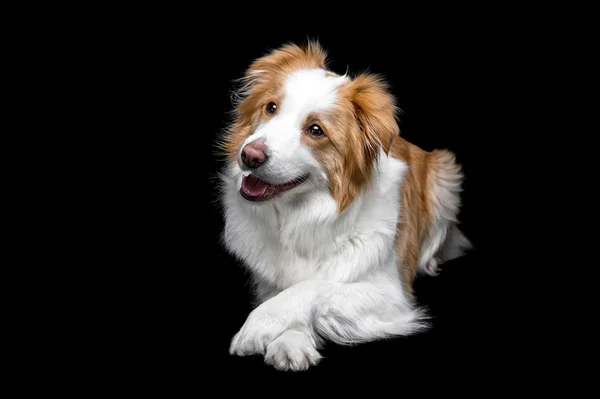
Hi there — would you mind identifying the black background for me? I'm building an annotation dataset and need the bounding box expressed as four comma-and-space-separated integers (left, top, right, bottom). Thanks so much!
93, 27, 531, 389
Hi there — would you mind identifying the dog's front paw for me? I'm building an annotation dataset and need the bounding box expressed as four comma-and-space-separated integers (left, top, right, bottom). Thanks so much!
264, 329, 322, 371
229, 311, 287, 356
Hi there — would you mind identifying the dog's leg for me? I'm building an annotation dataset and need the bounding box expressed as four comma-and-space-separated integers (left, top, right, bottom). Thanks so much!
264, 328, 322, 371
229, 280, 325, 360
229, 272, 425, 371
417, 149, 471, 275
313, 277, 426, 346
262, 279, 424, 371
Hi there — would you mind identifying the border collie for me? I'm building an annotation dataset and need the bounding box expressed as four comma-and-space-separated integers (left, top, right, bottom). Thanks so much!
217, 41, 471, 371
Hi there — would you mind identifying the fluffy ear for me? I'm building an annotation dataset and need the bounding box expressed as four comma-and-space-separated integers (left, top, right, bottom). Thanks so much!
328, 74, 400, 214
232, 40, 328, 106
348, 73, 400, 156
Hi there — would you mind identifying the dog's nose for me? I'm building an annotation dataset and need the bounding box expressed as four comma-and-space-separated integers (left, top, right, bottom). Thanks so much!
241, 138, 268, 169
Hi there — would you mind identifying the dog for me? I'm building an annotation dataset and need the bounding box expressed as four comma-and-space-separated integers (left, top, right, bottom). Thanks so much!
216, 41, 472, 371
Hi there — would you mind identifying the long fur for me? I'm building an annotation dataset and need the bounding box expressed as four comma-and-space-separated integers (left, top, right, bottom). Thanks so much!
217, 41, 471, 371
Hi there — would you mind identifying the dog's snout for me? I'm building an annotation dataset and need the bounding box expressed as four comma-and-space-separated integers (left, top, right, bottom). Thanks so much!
241, 138, 268, 169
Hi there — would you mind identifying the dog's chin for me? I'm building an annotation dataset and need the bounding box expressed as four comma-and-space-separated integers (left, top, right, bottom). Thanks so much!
240, 173, 310, 202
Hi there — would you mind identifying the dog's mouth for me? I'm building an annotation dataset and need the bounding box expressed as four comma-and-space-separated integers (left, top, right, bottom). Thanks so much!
240, 173, 309, 202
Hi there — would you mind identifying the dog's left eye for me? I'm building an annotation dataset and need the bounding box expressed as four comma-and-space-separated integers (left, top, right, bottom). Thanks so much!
266, 102, 277, 114
307, 124, 324, 137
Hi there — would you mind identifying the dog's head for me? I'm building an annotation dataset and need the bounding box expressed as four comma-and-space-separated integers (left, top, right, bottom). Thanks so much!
219, 41, 399, 213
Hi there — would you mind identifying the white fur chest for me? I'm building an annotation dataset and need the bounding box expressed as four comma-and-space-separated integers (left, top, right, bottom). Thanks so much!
220, 154, 408, 290
222, 187, 343, 289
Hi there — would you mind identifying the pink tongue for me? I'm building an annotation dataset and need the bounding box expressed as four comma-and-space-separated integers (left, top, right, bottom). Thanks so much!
242, 174, 271, 197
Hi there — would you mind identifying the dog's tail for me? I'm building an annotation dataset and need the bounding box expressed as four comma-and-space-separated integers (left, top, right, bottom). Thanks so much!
417, 149, 472, 276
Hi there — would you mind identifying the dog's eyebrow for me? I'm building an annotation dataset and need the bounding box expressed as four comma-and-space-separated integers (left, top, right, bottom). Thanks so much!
304, 110, 334, 126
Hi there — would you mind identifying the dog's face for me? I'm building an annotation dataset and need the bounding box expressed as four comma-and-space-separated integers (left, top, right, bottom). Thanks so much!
219, 42, 400, 213
235, 67, 347, 203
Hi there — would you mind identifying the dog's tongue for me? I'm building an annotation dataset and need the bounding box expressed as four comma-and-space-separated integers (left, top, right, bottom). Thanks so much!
241, 174, 272, 198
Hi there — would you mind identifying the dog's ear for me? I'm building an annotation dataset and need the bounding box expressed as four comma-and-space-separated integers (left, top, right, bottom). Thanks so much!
327, 73, 400, 214
232, 41, 328, 106
347, 73, 400, 156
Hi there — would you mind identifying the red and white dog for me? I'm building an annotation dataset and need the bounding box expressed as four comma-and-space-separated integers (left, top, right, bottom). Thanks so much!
217, 42, 471, 371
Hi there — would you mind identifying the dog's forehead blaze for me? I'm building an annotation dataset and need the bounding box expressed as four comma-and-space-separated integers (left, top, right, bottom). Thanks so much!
278, 69, 347, 121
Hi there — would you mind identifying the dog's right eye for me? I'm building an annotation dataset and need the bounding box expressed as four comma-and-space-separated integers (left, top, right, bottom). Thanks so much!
266, 102, 277, 114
